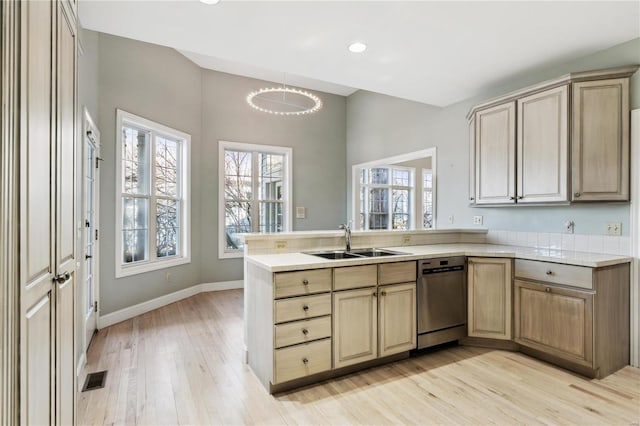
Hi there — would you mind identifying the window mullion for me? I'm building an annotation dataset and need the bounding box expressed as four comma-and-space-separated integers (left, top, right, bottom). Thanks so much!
251, 151, 259, 233
149, 132, 158, 262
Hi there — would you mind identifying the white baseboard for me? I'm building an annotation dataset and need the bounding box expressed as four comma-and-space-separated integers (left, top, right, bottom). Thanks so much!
76, 352, 87, 379
98, 280, 244, 329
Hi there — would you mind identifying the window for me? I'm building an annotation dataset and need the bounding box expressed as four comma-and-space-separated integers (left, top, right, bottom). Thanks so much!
115, 110, 190, 277
358, 167, 414, 230
352, 148, 436, 231
219, 141, 292, 258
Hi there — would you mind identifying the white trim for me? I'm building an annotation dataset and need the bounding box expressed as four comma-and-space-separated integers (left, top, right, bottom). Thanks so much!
630, 109, 639, 367
114, 109, 192, 278
76, 352, 87, 379
98, 280, 244, 329
218, 140, 293, 259
351, 148, 437, 230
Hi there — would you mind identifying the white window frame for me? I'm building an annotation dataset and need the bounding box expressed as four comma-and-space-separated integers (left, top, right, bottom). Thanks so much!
358, 166, 415, 231
352, 148, 437, 230
218, 140, 293, 259
115, 109, 191, 278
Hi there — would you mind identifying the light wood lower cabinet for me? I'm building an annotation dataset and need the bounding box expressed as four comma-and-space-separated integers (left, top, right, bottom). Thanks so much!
514, 261, 630, 378
274, 339, 332, 384
333, 287, 378, 368
467, 258, 512, 340
379, 283, 416, 357
514, 280, 593, 366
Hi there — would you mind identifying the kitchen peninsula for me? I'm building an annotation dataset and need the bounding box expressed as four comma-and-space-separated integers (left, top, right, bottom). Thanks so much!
243, 229, 631, 393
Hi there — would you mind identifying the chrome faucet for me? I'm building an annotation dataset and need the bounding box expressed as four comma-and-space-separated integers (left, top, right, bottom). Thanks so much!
339, 222, 351, 252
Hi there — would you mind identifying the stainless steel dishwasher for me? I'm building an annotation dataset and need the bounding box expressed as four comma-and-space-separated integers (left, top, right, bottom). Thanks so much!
417, 256, 467, 349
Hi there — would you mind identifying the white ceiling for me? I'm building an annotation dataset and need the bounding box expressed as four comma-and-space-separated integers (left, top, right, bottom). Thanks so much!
79, 1, 639, 107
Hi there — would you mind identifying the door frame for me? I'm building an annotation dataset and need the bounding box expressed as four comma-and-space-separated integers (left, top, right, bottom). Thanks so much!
81, 107, 100, 353
630, 109, 639, 367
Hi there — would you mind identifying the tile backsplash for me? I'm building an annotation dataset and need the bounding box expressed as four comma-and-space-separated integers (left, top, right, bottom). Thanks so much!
485, 230, 630, 256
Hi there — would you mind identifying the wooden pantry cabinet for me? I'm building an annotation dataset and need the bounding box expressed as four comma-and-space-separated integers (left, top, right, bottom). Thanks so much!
513, 259, 629, 378
468, 66, 637, 205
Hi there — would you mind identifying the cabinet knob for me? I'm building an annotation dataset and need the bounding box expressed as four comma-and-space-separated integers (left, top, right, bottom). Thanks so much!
302, 328, 309, 335
372, 291, 378, 297
545, 287, 551, 293
302, 358, 309, 365
517, 196, 524, 200
509, 196, 515, 200
380, 291, 386, 296
574, 192, 581, 198
302, 279, 309, 285
302, 305, 309, 311
469, 197, 475, 201
545, 270, 553, 275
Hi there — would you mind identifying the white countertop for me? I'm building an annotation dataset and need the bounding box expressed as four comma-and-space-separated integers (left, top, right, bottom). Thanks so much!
245, 243, 632, 272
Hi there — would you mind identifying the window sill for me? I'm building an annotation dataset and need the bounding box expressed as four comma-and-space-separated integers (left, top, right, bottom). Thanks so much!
219, 250, 244, 260
115, 255, 191, 278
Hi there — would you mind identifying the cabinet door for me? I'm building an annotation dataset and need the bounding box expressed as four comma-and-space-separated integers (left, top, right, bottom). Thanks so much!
514, 280, 593, 367
333, 288, 378, 368
379, 283, 416, 357
468, 258, 512, 340
19, 1, 55, 424
572, 78, 630, 201
517, 85, 568, 203
475, 102, 516, 204
468, 117, 476, 204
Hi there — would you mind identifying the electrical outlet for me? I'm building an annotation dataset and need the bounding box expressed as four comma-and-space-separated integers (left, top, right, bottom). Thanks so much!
606, 222, 622, 236
448, 214, 454, 224
275, 240, 287, 249
296, 207, 306, 219
473, 215, 483, 225
402, 235, 411, 244
166, 272, 171, 283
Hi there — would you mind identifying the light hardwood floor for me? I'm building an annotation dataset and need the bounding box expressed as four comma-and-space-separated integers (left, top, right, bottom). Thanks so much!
77, 290, 640, 425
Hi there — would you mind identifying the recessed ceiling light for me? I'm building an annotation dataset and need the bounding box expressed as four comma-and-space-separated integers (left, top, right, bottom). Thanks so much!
348, 42, 367, 54
200, 0, 220, 4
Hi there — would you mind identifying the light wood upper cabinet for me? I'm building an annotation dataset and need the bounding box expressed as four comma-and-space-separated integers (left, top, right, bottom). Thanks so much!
517, 85, 568, 203
468, 117, 476, 204
378, 283, 416, 357
467, 257, 512, 340
333, 288, 378, 368
572, 78, 630, 201
475, 102, 516, 204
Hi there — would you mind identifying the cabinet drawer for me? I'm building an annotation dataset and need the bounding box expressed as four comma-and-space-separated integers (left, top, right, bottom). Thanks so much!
334, 265, 377, 291
515, 259, 593, 290
274, 316, 332, 348
274, 338, 331, 384
274, 294, 331, 324
378, 261, 416, 285
274, 269, 332, 298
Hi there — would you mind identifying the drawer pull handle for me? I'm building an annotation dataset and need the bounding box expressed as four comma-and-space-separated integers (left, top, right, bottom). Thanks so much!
302, 305, 309, 311
302, 328, 309, 335
302, 358, 309, 365
545, 287, 551, 293
545, 270, 553, 275
302, 279, 309, 285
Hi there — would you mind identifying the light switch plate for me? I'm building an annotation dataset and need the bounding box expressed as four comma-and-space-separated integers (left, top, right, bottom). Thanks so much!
606, 222, 622, 236
296, 207, 306, 219
473, 215, 483, 225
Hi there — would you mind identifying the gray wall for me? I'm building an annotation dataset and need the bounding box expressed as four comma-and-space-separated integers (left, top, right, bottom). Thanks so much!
92, 32, 347, 315
347, 38, 640, 236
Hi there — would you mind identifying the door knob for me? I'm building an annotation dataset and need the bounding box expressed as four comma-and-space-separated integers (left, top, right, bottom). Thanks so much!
54, 272, 70, 284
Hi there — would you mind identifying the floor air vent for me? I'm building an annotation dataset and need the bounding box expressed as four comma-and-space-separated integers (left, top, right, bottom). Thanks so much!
82, 370, 107, 392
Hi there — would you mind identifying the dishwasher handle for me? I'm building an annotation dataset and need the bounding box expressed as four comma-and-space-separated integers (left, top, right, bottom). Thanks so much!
422, 265, 465, 275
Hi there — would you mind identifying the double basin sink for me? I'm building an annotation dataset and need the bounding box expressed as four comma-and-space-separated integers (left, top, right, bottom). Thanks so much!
305, 248, 407, 260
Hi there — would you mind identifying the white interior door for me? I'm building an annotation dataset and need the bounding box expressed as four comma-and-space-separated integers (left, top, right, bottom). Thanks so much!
82, 109, 100, 351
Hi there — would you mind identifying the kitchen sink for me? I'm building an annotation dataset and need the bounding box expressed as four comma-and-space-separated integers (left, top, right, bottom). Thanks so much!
305, 248, 407, 259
